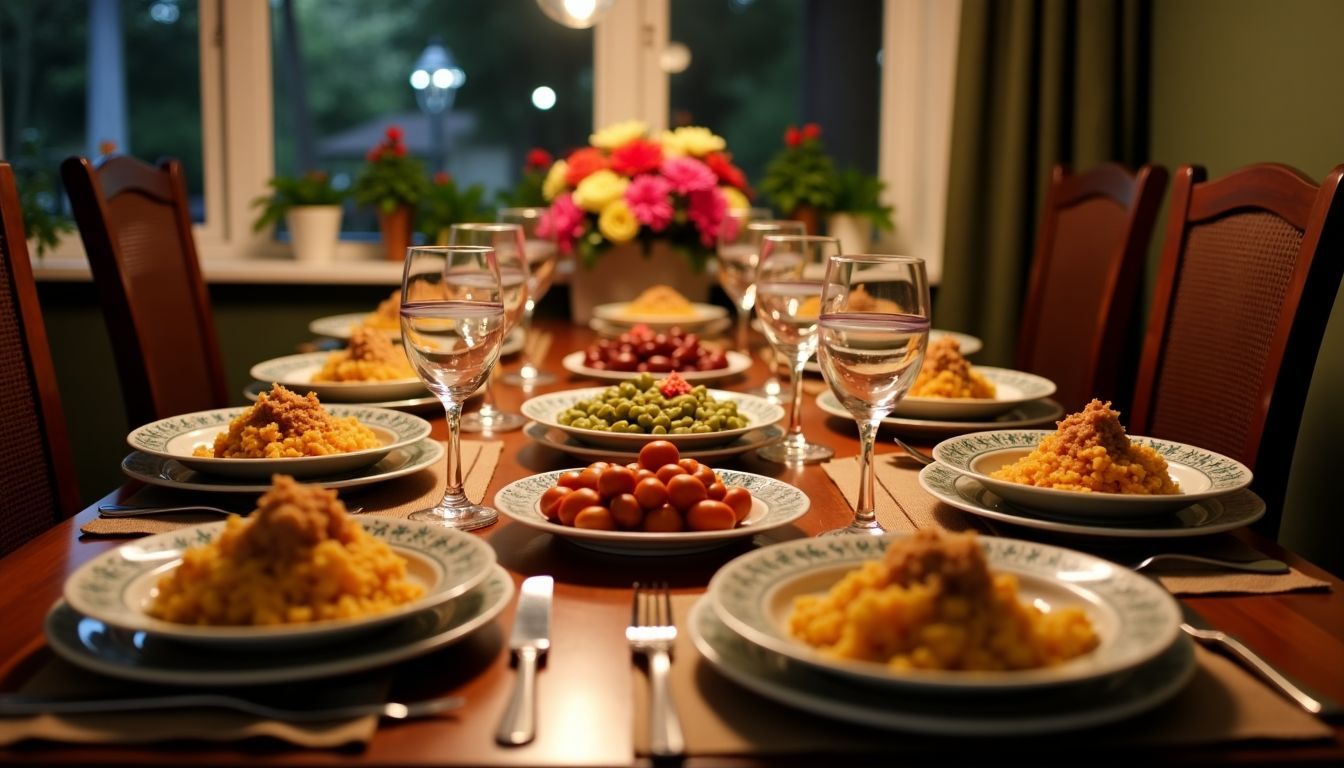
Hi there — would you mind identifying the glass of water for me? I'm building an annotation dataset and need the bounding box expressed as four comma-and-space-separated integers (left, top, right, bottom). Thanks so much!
497, 207, 559, 387
452, 223, 529, 433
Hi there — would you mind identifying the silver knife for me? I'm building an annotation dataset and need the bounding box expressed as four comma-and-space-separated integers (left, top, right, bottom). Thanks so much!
1180, 602, 1343, 719
496, 575, 554, 746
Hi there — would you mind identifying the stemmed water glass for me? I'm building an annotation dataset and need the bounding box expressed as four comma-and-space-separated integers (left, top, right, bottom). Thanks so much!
754, 234, 838, 464
452, 223, 530, 433
497, 207, 558, 387
816, 255, 930, 536
400, 246, 507, 529
717, 217, 805, 400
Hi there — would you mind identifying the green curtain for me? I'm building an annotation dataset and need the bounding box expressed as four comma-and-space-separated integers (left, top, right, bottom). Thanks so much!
938, 0, 1149, 365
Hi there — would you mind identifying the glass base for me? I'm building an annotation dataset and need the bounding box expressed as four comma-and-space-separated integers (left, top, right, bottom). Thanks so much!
757, 440, 834, 465
408, 503, 498, 531
460, 409, 526, 433
746, 378, 791, 404
818, 519, 888, 537
500, 369, 556, 387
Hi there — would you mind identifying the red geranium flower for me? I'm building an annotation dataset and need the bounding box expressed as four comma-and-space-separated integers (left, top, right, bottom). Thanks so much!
365, 147, 382, 163
564, 147, 608, 186
526, 148, 553, 170
785, 125, 801, 147
704, 151, 749, 192
801, 123, 822, 141
433, 171, 452, 185
608, 138, 664, 177
386, 125, 404, 143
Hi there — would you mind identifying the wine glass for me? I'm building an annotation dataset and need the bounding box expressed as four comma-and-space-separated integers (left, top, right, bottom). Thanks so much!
497, 207, 559, 387
816, 254, 930, 536
754, 235, 838, 464
718, 218, 805, 401
400, 246, 506, 529
452, 223, 530, 433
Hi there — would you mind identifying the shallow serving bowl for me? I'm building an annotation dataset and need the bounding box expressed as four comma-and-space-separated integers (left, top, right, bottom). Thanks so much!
520, 387, 784, 450
592, 301, 728, 329
931, 430, 1253, 517
494, 468, 808, 555
250, 352, 428, 402
127, 405, 432, 479
893, 367, 1057, 420
560, 350, 753, 384
63, 517, 497, 650
706, 533, 1181, 693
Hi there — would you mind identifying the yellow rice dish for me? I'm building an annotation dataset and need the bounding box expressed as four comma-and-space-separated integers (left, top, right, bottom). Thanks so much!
623, 285, 696, 317
789, 529, 1098, 671
360, 289, 401, 332
147, 475, 423, 626
312, 326, 415, 382
991, 399, 1179, 494
911, 336, 996, 398
193, 384, 380, 459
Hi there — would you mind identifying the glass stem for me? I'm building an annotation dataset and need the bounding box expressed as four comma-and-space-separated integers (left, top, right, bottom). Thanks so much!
444, 399, 464, 500
855, 418, 880, 527
518, 300, 537, 376
736, 308, 749, 351
478, 368, 498, 418
786, 358, 806, 441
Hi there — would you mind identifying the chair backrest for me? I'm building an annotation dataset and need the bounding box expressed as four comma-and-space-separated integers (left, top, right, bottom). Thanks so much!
1016, 163, 1167, 413
1131, 162, 1344, 530
61, 155, 228, 428
0, 162, 81, 555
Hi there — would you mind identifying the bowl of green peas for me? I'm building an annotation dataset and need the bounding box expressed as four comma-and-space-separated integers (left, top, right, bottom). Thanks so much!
521, 374, 785, 450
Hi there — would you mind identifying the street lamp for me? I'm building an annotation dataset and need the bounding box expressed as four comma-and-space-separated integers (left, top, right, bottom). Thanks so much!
409, 37, 465, 172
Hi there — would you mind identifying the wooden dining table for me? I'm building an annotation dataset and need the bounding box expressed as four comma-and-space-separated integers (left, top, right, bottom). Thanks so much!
2, 319, 1342, 766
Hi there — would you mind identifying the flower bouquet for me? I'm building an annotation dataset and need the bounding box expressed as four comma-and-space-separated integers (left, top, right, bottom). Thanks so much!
538, 121, 752, 272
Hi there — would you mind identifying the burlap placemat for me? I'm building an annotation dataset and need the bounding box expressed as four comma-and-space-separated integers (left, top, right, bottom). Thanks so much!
632, 596, 1333, 757
0, 656, 381, 748
820, 454, 1329, 596
81, 440, 503, 536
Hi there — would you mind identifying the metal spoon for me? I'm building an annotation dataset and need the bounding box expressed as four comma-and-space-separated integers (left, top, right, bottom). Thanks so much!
99, 504, 362, 518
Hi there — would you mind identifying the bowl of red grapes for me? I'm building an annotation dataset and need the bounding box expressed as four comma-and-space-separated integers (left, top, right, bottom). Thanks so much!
581, 324, 729, 374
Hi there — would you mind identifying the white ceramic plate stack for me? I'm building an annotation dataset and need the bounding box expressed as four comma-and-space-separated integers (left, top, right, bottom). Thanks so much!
697, 534, 1195, 734
494, 468, 809, 555
50, 518, 512, 684
918, 430, 1264, 538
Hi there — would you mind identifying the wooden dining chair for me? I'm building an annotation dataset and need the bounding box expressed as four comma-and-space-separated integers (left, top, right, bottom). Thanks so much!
1131, 162, 1344, 534
0, 162, 81, 556
1015, 163, 1167, 413
61, 155, 228, 428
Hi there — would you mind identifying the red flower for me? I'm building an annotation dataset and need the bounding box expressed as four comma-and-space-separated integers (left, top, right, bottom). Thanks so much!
392, 142, 407, 157
365, 147, 382, 163
785, 126, 801, 147
526, 148, 553, 170
433, 171, 452, 185
704, 151, 749, 192
565, 147, 608, 186
608, 138, 664, 177
801, 123, 822, 141
386, 125, 404, 143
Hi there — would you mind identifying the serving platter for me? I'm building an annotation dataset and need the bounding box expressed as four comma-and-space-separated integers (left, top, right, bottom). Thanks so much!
494, 468, 808, 555
706, 533, 1181, 692
522, 421, 785, 463
121, 438, 443, 494
560, 350, 753, 384
64, 516, 496, 649
520, 387, 784, 450
127, 405, 432, 479
46, 564, 513, 686
918, 463, 1266, 538
249, 351, 428, 402
931, 430, 1254, 517
816, 390, 1065, 438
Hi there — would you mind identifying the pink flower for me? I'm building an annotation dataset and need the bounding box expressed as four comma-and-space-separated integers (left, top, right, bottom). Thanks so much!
660, 156, 717, 195
538, 194, 586, 255
686, 188, 727, 247
624, 175, 674, 232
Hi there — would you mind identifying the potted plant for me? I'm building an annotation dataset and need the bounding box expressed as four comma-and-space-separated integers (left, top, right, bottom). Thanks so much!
418, 171, 489, 244
828, 168, 895, 253
352, 125, 429, 261
537, 120, 753, 322
760, 123, 839, 234
252, 170, 346, 262
496, 148, 553, 208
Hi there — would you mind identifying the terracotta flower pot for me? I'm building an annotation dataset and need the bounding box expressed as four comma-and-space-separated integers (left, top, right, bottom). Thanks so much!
790, 204, 820, 235
377, 206, 413, 261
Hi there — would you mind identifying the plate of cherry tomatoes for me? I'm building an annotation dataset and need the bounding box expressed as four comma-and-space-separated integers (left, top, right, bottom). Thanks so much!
493, 441, 810, 555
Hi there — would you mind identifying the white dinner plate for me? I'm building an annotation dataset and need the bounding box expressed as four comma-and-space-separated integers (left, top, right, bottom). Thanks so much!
243, 381, 453, 412
121, 438, 444, 494
932, 431, 1254, 517
128, 405, 432, 479
560, 350, 753, 384
707, 533, 1181, 692
689, 598, 1195, 736
816, 390, 1066, 438
309, 313, 526, 355
802, 329, 983, 373
494, 468, 809, 555
46, 564, 513, 686
521, 387, 784, 450
593, 301, 728, 328
918, 463, 1266, 538
590, 316, 733, 339
894, 367, 1057, 420
249, 351, 428, 402
64, 516, 497, 650
522, 421, 785, 464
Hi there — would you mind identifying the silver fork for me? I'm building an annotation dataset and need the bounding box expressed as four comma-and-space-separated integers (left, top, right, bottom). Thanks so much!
626, 581, 684, 759
1131, 553, 1289, 574
893, 436, 935, 466
0, 693, 464, 722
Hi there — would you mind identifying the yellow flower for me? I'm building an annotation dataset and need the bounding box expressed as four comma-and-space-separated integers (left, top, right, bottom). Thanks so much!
573, 169, 629, 213
721, 186, 750, 212
660, 126, 726, 158
542, 160, 569, 201
590, 120, 648, 150
598, 200, 639, 244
